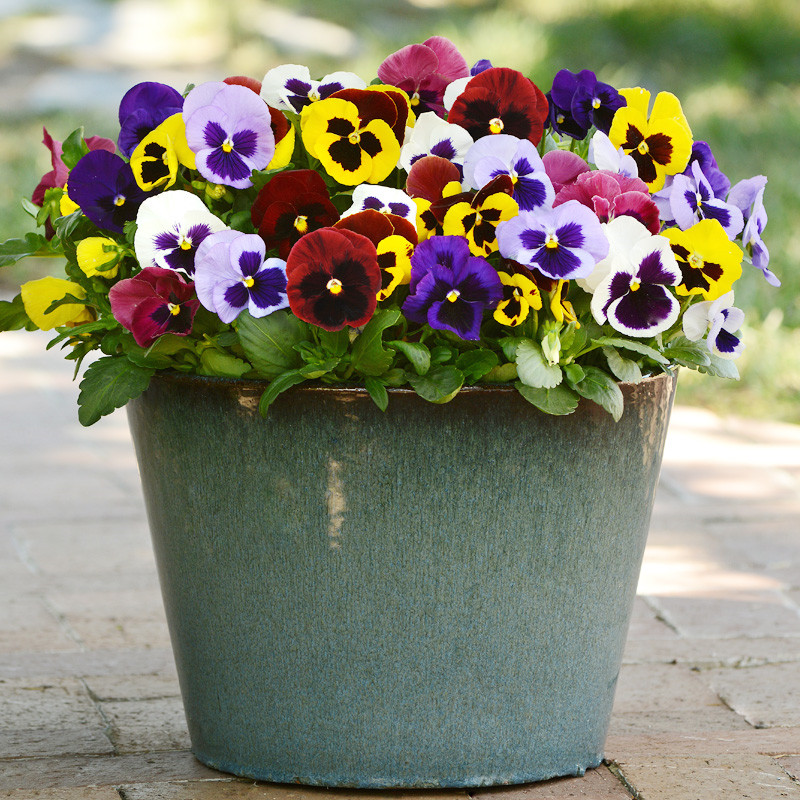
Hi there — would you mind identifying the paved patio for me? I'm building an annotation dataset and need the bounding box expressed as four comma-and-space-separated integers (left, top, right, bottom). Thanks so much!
1, 328, 799, 799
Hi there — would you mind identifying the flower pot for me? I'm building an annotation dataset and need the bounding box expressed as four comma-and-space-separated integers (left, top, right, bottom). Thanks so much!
126, 371, 676, 788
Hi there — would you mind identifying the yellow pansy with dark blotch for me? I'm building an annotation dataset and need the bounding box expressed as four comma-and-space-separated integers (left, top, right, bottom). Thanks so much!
608, 88, 692, 193
377, 234, 416, 301
550, 279, 579, 325
130, 113, 196, 191
663, 219, 743, 301
301, 97, 400, 185
494, 269, 542, 327
442, 175, 519, 257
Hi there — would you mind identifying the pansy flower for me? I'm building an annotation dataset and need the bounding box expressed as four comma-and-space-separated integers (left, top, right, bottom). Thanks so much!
405, 155, 463, 240
494, 266, 542, 327
342, 184, 416, 223
496, 199, 609, 281
727, 175, 778, 286
682, 291, 745, 359
442, 175, 519, 257
447, 68, 550, 146
547, 69, 625, 139
130, 113, 197, 191
183, 82, 275, 189
554, 170, 660, 234
588, 131, 639, 179
590, 230, 681, 337
377, 36, 469, 117
108, 267, 199, 348
550, 280, 580, 326
577, 215, 651, 294
663, 219, 743, 300
301, 95, 400, 185
117, 81, 185, 158
76, 237, 122, 279
261, 65, 366, 113
462, 134, 554, 212
608, 88, 693, 192
542, 150, 591, 194
669, 161, 744, 238
20, 277, 93, 330
399, 112, 473, 172
285, 228, 381, 331
194, 230, 289, 324
402, 235, 502, 340
67, 150, 153, 233
134, 190, 227, 276
251, 170, 340, 259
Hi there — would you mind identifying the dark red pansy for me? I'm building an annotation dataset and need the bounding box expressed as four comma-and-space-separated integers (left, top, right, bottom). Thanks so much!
251, 170, 340, 259
334, 209, 418, 248
285, 228, 381, 331
448, 67, 549, 146
405, 155, 461, 202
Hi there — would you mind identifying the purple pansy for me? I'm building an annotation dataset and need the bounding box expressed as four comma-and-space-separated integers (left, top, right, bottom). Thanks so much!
402, 235, 502, 340
260, 65, 366, 113
183, 82, 275, 189
463, 134, 554, 212
67, 150, 153, 233
683, 291, 745, 358
194, 230, 289, 323
727, 175, 778, 286
590, 232, 681, 337
470, 59, 493, 75
670, 161, 744, 238
548, 69, 625, 138
496, 200, 609, 281
117, 81, 185, 158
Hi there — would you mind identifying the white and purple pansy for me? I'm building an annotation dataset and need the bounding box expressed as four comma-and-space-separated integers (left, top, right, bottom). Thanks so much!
183, 82, 275, 190
463, 134, 554, 212
134, 191, 227, 277
670, 161, 744, 238
399, 112, 473, 172
341, 184, 416, 223
194, 230, 289, 324
590, 228, 681, 337
496, 200, 608, 281
260, 65, 366, 113
682, 291, 745, 359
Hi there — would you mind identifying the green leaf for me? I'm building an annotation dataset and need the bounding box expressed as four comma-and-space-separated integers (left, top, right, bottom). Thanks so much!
235, 309, 308, 378
594, 336, 670, 365
602, 346, 643, 383
299, 357, 340, 379
515, 382, 580, 415
407, 365, 464, 403
364, 376, 389, 411
198, 349, 251, 378
349, 308, 401, 376
483, 362, 518, 382
498, 336, 521, 362
77, 356, 154, 426
662, 339, 712, 367
696, 353, 740, 380
318, 328, 350, 358
388, 340, 431, 375
0, 233, 50, 267
516, 338, 563, 389
456, 348, 499, 382
61, 128, 89, 170
572, 366, 625, 421
563, 363, 585, 385
0, 294, 32, 331
430, 344, 456, 364
258, 369, 307, 416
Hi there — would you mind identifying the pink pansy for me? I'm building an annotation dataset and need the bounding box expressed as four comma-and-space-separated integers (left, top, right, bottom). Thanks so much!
378, 36, 469, 117
554, 170, 660, 234
541, 150, 590, 194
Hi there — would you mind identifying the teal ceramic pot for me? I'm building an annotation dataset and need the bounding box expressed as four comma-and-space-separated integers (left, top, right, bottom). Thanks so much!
126, 371, 676, 788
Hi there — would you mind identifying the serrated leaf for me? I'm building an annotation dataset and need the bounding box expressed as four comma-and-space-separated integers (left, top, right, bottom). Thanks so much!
663, 345, 711, 367
0, 232, 50, 267
258, 369, 307, 416
516, 338, 563, 388
602, 346, 643, 383
572, 366, 625, 421
407, 365, 464, 403
696, 353, 740, 379
563, 363, 586, 385
235, 309, 308, 378
388, 340, 431, 375
456, 348, 499, 382
350, 308, 401, 376
198, 349, 251, 378
594, 336, 670, 365
77, 357, 154, 426
515, 382, 580, 415
364, 376, 389, 411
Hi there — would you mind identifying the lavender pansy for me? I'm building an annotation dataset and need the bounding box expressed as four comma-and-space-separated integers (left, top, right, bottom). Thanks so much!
683, 291, 745, 358
588, 131, 638, 179
670, 161, 743, 238
261, 65, 365, 113
399, 112, 473, 172
134, 191, 227, 276
727, 175, 777, 286
342, 184, 416, 223
591, 230, 681, 337
194, 230, 289, 323
183, 82, 275, 189
496, 200, 609, 280
463, 134, 554, 212
118, 81, 184, 158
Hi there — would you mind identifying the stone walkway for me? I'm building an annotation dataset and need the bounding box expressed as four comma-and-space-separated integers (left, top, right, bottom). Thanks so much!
1, 329, 799, 799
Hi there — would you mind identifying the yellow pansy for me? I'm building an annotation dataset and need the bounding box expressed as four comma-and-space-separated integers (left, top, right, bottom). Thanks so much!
130, 113, 196, 191
76, 237, 121, 278
20, 277, 93, 330
494, 271, 542, 327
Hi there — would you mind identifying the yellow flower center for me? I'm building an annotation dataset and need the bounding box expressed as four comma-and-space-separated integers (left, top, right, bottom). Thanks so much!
446, 289, 461, 303
556, 113, 565, 125
592, 98, 601, 109
179, 236, 192, 251
348, 132, 361, 145
688, 252, 704, 269
327, 277, 344, 295
629, 279, 641, 292
243, 276, 255, 288
222, 139, 234, 153
113, 194, 126, 207
168, 302, 181, 316
545, 233, 559, 250
411, 92, 420, 106
489, 117, 504, 134
294, 215, 309, 233
309, 89, 321, 102
637, 140, 650, 155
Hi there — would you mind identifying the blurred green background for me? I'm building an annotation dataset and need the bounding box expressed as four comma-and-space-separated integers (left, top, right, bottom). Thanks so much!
1, 0, 798, 419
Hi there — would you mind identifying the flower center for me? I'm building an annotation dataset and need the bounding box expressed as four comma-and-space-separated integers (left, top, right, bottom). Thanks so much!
629, 279, 641, 292
167, 302, 181, 316
637, 140, 650, 155
243, 276, 255, 288
222, 139, 234, 153
545, 233, 559, 250
688, 252, 704, 269
178, 235, 192, 251
294, 215, 309, 233
446, 289, 461, 303
348, 132, 361, 145
113, 194, 126, 207
326, 277, 344, 295
411, 91, 420, 106
592, 97, 602, 109
556, 113, 565, 125
489, 117, 504, 134
309, 89, 321, 102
